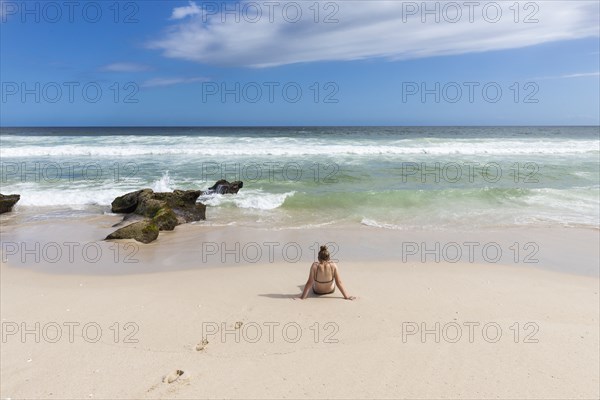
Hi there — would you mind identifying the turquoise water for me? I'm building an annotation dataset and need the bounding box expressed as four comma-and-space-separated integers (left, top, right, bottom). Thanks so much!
1, 126, 598, 229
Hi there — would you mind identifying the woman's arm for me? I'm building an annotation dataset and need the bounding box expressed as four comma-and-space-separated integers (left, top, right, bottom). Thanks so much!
299, 263, 316, 299
333, 264, 356, 300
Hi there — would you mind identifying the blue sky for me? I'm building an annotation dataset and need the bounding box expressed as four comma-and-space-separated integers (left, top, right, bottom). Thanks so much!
1, 0, 599, 126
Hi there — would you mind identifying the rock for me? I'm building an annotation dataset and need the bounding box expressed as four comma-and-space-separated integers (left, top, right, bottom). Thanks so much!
152, 207, 178, 231
173, 202, 206, 224
0, 194, 20, 214
105, 180, 239, 243
105, 220, 159, 244
133, 191, 165, 218
154, 189, 202, 208
151, 190, 205, 223
206, 179, 244, 194
110, 189, 146, 213
107, 188, 207, 243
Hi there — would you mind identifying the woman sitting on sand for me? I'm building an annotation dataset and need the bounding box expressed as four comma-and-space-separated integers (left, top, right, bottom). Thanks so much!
299, 245, 356, 300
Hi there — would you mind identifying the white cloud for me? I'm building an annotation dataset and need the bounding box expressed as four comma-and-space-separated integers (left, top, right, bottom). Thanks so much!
142, 76, 209, 88
101, 62, 151, 72
149, 0, 600, 68
560, 72, 600, 79
535, 71, 600, 80
170, 1, 201, 20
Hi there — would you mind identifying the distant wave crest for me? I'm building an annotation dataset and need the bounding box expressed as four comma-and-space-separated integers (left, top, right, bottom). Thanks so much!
2, 137, 598, 157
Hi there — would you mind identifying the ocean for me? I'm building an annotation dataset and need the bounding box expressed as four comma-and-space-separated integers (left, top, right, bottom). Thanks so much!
1, 126, 598, 230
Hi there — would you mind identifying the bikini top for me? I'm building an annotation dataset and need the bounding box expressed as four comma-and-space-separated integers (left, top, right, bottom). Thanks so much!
314, 262, 335, 284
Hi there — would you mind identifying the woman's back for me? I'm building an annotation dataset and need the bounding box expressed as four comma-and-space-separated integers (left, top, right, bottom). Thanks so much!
314, 261, 334, 283
313, 261, 335, 294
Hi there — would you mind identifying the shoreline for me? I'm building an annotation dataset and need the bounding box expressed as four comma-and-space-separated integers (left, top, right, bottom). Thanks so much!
1, 213, 598, 276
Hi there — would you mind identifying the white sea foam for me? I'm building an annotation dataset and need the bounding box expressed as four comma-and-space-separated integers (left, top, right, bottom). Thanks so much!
360, 218, 406, 230
1, 137, 598, 157
7, 186, 123, 207
270, 221, 338, 230
152, 171, 174, 192
2, 177, 295, 211
200, 190, 295, 210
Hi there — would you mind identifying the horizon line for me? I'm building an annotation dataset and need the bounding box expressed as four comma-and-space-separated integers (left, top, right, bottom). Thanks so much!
1, 125, 599, 129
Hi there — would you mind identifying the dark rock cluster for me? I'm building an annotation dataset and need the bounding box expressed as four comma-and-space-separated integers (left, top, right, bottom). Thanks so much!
106, 180, 242, 243
0, 194, 20, 214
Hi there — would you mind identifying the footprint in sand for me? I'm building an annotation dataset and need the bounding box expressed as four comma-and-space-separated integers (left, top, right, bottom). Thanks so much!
163, 370, 184, 384
235, 321, 243, 329
195, 338, 209, 351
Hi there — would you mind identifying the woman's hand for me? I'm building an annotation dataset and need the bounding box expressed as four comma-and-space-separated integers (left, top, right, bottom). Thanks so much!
345, 296, 356, 301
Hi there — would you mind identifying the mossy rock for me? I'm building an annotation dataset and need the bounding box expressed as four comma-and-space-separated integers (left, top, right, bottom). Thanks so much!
141, 222, 159, 238
108, 188, 207, 242
105, 220, 159, 244
152, 207, 178, 231
135, 196, 164, 218
153, 190, 202, 209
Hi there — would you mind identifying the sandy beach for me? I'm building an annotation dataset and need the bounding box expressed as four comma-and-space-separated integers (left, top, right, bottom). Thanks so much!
2, 0, 599, 397
1, 216, 598, 399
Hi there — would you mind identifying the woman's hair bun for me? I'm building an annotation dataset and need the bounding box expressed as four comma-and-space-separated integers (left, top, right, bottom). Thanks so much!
318, 245, 330, 261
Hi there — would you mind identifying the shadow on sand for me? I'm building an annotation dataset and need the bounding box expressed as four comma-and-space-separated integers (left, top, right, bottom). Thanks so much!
258, 285, 339, 299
